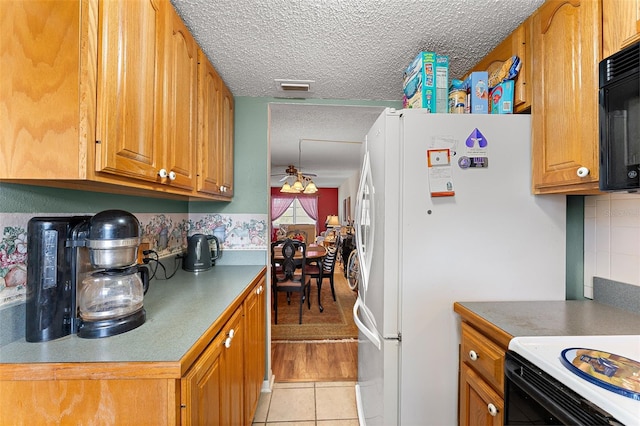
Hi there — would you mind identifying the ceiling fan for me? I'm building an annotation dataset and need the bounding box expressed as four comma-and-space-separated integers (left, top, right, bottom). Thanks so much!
271, 164, 317, 182
271, 140, 320, 193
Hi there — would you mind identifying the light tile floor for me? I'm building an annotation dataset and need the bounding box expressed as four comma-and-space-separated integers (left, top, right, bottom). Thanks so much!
252, 381, 359, 425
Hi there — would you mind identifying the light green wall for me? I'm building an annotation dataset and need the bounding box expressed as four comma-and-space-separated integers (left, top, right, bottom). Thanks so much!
566, 195, 585, 300
0, 183, 188, 213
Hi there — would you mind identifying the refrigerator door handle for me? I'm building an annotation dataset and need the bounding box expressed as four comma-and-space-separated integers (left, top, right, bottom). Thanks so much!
353, 296, 381, 350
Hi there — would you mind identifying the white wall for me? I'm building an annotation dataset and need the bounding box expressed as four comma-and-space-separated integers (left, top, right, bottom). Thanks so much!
584, 193, 640, 297
338, 171, 359, 223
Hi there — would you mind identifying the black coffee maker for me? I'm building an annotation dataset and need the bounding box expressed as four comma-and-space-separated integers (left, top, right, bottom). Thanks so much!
25, 210, 149, 342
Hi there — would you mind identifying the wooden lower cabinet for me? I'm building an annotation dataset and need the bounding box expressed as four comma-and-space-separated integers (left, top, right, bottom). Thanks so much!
244, 279, 267, 421
182, 307, 244, 425
460, 363, 503, 426
0, 271, 266, 425
0, 377, 177, 424
455, 303, 512, 426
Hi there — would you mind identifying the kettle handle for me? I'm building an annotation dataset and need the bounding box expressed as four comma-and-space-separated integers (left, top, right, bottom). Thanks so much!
209, 235, 221, 261
138, 264, 150, 294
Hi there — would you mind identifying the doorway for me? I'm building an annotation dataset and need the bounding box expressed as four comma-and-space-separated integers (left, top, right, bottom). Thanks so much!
267, 103, 383, 381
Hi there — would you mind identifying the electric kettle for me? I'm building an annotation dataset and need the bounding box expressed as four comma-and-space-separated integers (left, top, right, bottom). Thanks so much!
183, 234, 221, 272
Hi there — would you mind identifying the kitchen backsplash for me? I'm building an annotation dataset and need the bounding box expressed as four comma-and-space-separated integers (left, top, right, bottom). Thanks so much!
0, 212, 268, 309
584, 193, 640, 299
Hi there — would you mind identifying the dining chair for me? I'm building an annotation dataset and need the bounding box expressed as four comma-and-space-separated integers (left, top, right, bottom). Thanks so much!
306, 245, 338, 313
271, 239, 311, 324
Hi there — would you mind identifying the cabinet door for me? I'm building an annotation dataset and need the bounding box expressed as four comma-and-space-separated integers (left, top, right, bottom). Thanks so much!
531, 0, 601, 193
95, 0, 165, 182
182, 329, 224, 425
163, 4, 197, 191
603, 0, 640, 57
219, 83, 234, 197
244, 278, 266, 421
0, 0, 85, 179
221, 307, 244, 426
197, 51, 223, 196
459, 363, 503, 426
182, 307, 244, 425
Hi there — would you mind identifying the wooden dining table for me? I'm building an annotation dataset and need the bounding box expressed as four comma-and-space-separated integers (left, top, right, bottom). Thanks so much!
272, 243, 327, 312
272, 243, 326, 261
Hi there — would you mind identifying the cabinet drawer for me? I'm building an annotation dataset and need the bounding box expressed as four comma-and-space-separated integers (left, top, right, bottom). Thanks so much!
460, 322, 505, 394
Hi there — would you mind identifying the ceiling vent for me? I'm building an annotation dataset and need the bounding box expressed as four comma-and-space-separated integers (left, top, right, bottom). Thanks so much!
274, 79, 314, 98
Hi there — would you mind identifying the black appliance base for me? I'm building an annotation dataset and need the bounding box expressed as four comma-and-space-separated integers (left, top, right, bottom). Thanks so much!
77, 309, 146, 339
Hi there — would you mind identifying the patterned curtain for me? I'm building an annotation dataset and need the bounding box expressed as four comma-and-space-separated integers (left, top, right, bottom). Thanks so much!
271, 196, 294, 221
298, 196, 319, 235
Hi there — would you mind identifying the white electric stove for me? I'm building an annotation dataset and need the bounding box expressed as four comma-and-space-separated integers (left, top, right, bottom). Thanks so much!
508, 335, 640, 425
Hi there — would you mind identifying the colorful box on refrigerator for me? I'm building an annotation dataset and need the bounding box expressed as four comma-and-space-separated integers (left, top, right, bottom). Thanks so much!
489, 80, 514, 114
403, 52, 449, 113
467, 71, 489, 114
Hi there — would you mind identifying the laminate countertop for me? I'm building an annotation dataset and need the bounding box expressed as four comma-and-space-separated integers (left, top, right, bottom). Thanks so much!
455, 300, 640, 338
0, 265, 266, 364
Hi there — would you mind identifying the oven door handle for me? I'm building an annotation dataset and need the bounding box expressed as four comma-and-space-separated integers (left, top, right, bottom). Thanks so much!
505, 359, 622, 426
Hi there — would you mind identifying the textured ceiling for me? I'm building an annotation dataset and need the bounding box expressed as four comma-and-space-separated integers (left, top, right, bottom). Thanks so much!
170, 0, 545, 187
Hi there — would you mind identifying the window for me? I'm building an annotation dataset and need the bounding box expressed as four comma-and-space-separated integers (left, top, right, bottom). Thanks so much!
273, 198, 315, 227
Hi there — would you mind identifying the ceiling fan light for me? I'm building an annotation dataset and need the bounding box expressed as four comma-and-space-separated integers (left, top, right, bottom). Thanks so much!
292, 179, 304, 191
303, 180, 318, 193
280, 182, 293, 193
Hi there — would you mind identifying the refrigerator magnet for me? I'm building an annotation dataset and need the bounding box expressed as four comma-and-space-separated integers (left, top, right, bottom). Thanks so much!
463, 128, 489, 168
427, 149, 455, 197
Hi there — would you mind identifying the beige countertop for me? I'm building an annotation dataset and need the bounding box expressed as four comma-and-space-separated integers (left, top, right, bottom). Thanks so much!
456, 300, 640, 338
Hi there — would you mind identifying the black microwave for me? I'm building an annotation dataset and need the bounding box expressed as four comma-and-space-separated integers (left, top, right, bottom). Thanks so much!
599, 41, 640, 192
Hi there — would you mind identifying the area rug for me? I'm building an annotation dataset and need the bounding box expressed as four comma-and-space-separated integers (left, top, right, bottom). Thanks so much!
271, 264, 358, 341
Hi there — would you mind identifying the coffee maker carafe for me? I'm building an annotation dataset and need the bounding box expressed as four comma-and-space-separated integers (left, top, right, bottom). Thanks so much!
75, 210, 149, 338
25, 210, 149, 342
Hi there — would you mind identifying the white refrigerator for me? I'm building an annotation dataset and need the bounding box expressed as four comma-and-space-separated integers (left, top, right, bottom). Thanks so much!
352, 109, 566, 426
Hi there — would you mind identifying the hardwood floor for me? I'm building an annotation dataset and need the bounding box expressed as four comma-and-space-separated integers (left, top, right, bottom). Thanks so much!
271, 340, 358, 382
270, 259, 359, 383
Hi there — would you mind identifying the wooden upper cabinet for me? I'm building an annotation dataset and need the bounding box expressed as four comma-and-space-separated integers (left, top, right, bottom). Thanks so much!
467, 18, 531, 113
0, 0, 86, 179
1, 0, 232, 200
95, 0, 165, 182
196, 51, 234, 199
219, 84, 235, 197
531, 0, 602, 194
163, 4, 197, 191
197, 50, 223, 196
602, 0, 640, 57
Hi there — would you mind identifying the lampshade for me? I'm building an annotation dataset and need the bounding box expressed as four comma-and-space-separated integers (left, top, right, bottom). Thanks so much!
303, 180, 318, 194
280, 182, 293, 193
291, 178, 304, 192
326, 215, 340, 227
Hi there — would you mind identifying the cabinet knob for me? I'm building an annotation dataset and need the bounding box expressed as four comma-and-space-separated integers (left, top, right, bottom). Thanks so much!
468, 350, 479, 361
487, 403, 498, 417
168, 171, 177, 181
224, 337, 232, 348
158, 168, 168, 178
577, 167, 590, 178
228, 328, 235, 339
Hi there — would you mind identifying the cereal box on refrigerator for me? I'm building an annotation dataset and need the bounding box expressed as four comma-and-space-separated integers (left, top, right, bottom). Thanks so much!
489, 80, 514, 114
403, 52, 449, 113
